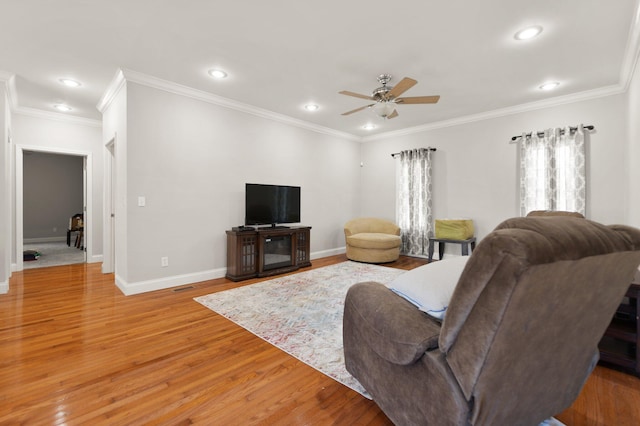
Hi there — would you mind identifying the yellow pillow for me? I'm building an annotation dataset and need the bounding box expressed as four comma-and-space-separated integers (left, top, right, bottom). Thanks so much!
435, 219, 474, 240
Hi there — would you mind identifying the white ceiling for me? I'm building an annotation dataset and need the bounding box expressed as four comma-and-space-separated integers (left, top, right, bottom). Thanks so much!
1, 0, 639, 138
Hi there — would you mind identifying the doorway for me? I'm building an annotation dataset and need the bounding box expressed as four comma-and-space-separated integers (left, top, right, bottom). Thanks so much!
15, 146, 93, 271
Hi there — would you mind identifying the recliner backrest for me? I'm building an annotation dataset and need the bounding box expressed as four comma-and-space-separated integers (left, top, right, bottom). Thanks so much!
439, 217, 640, 425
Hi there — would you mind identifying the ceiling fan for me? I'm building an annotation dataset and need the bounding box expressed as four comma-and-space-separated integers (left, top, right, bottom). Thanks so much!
339, 74, 440, 119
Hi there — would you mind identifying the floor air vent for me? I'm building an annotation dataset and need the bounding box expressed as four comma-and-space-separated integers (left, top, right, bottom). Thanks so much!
173, 286, 195, 292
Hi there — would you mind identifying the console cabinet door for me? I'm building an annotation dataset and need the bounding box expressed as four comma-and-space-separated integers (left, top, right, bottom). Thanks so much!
226, 231, 257, 281
296, 228, 311, 267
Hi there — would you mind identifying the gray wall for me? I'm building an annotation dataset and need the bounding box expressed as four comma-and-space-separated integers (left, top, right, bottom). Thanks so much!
23, 151, 83, 241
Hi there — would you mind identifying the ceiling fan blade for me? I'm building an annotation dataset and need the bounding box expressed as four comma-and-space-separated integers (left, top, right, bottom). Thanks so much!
339, 90, 375, 101
395, 95, 440, 104
387, 77, 417, 99
387, 109, 399, 119
341, 104, 373, 116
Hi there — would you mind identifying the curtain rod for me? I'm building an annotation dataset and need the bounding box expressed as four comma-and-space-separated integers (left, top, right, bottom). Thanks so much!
510, 125, 595, 142
391, 147, 437, 158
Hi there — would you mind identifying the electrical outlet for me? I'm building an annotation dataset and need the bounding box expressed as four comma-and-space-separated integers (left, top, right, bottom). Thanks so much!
161, 256, 169, 267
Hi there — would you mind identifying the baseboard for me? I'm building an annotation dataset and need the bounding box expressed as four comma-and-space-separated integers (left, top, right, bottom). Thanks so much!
24, 237, 67, 244
90, 254, 104, 263
115, 248, 347, 296
115, 267, 228, 296
0, 280, 8, 294
311, 247, 346, 260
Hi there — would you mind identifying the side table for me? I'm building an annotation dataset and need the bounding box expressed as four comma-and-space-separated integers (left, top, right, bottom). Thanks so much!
428, 237, 476, 261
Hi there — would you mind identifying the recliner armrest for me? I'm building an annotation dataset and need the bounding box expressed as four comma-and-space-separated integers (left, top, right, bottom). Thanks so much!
344, 282, 442, 365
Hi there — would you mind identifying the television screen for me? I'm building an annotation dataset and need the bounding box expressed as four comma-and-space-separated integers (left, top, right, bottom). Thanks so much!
245, 183, 301, 226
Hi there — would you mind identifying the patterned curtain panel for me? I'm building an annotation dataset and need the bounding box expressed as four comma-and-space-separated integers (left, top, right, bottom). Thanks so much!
519, 124, 586, 216
396, 148, 433, 256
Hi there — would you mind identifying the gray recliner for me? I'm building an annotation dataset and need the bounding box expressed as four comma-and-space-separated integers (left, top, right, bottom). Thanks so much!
343, 216, 640, 425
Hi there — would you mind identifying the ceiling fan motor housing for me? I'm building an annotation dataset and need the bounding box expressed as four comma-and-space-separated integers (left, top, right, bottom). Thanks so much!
373, 86, 392, 101
373, 74, 393, 100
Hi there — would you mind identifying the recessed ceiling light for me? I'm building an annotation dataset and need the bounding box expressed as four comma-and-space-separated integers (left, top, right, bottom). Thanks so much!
539, 81, 560, 91
208, 69, 228, 79
304, 104, 319, 111
515, 25, 543, 40
59, 78, 81, 88
363, 124, 376, 130
53, 104, 72, 112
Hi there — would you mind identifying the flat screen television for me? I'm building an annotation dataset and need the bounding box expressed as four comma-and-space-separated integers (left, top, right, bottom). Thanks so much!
245, 183, 301, 226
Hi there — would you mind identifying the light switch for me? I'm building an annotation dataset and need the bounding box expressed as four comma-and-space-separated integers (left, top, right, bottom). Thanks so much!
138, 196, 146, 207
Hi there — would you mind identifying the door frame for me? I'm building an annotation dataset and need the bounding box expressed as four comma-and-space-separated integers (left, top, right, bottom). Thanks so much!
102, 136, 115, 273
15, 144, 93, 271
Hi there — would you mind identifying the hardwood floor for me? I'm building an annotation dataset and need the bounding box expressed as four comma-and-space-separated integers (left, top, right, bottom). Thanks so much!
1, 255, 639, 425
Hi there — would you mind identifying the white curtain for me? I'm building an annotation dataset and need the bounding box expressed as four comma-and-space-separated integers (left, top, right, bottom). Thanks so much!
396, 148, 433, 256
519, 124, 586, 216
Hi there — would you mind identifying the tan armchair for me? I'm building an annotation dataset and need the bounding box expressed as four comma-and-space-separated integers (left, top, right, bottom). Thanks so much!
344, 217, 401, 263
344, 216, 640, 425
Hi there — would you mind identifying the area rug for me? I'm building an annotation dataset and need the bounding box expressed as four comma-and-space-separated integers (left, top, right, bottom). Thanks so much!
194, 261, 404, 397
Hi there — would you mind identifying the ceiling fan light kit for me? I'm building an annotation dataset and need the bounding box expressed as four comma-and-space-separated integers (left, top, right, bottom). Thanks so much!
339, 74, 439, 120
372, 102, 396, 118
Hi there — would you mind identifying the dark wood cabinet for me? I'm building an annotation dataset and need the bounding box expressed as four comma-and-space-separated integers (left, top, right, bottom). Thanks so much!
225, 231, 258, 281
599, 282, 640, 376
226, 226, 311, 281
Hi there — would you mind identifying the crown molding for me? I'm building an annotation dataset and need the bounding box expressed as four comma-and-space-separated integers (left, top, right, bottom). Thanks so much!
0, 72, 18, 109
620, 0, 640, 91
362, 84, 625, 142
7, 74, 18, 109
96, 68, 126, 113
117, 68, 360, 142
13, 106, 101, 128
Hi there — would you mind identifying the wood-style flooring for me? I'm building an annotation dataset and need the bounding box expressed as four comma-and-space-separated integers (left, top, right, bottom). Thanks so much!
1, 255, 639, 425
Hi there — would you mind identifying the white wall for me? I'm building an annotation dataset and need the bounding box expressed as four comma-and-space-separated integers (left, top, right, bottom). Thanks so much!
627, 56, 640, 228
12, 114, 103, 264
0, 82, 10, 293
360, 93, 629, 253
109, 82, 361, 293
101, 81, 128, 278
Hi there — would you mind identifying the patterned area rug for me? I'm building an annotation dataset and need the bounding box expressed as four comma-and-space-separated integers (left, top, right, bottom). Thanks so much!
194, 261, 404, 397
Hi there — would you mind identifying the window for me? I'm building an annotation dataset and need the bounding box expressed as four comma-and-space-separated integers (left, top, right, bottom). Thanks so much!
519, 126, 586, 216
